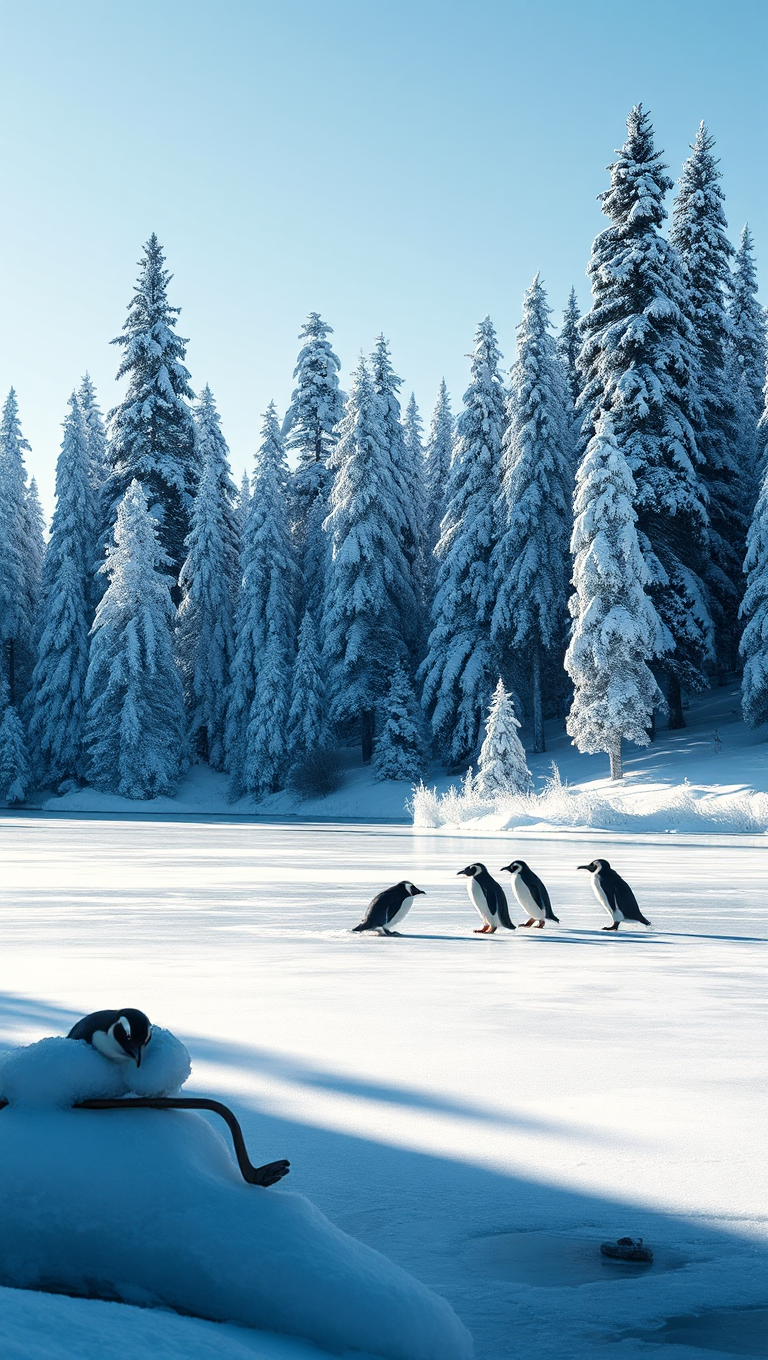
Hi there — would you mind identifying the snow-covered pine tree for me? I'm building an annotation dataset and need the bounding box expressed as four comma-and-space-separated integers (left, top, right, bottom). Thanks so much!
474, 679, 532, 798
421, 318, 506, 766
557, 287, 582, 410
23, 476, 45, 637
106, 235, 196, 588
284, 313, 345, 614
236, 469, 251, 538
176, 386, 240, 770
78, 373, 109, 494
729, 225, 767, 486
371, 336, 421, 657
371, 664, 424, 782
492, 275, 574, 753
740, 379, 768, 727
0, 389, 38, 706
225, 403, 297, 797
424, 379, 454, 560
0, 677, 30, 806
27, 395, 96, 789
670, 123, 745, 676
84, 480, 186, 798
402, 391, 429, 645
288, 609, 326, 760
578, 106, 711, 729
322, 356, 411, 762
565, 417, 666, 780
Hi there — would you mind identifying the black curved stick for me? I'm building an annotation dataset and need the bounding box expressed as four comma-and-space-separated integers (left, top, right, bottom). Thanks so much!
74, 1096, 290, 1187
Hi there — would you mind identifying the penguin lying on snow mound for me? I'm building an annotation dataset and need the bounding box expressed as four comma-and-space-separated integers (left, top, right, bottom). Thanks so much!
352, 881, 426, 935
68, 1008, 152, 1066
578, 858, 651, 930
0, 1031, 471, 1360
501, 860, 559, 928
457, 863, 515, 933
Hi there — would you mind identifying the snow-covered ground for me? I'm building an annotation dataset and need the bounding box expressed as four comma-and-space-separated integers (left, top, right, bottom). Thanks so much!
0, 813, 766, 1358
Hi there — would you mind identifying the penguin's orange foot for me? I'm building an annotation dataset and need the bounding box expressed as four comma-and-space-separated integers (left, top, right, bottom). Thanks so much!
519, 919, 534, 927
535, 921, 545, 929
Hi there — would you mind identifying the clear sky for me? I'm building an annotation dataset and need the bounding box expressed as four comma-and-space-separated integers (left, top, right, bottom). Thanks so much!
1, 0, 766, 517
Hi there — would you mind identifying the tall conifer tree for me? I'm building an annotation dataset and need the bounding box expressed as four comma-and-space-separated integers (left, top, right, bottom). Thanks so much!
729, 225, 767, 488
0, 390, 38, 706
424, 380, 454, 560
557, 287, 582, 410
740, 377, 768, 727
371, 336, 421, 657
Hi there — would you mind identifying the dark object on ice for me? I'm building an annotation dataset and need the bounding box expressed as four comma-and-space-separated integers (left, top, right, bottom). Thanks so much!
600, 1237, 653, 1262
457, 863, 515, 933
353, 881, 426, 935
577, 860, 651, 930
67, 1009, 153, 1066
288, 747, 343, 798
500, 860, 559, 928
74, 1096, 290, 1187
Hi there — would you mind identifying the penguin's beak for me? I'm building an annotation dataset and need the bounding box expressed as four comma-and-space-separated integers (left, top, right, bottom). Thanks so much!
577, 865, 590, 872
133, 1044, 142, 1067
413, 887, 426, 895
456, 868, 469, 876
500, 865, 512, 873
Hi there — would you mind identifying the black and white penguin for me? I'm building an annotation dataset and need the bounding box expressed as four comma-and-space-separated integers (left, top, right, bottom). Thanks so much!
577, 859, 651, 930
500, 860, 559, 928
457, 864, 515, 933
352, 881, 426, 935
67, 1009, 153, 1066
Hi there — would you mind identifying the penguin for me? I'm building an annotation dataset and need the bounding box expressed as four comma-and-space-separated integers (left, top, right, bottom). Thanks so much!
457, 864, 515, 933
577, 859, 651, 930
352, 881, 426, 935
500, 860, 559, 928
67, 1009, 153, 1066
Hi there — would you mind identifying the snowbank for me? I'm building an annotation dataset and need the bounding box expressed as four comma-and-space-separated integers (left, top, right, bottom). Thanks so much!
0, 1038, 473, 1360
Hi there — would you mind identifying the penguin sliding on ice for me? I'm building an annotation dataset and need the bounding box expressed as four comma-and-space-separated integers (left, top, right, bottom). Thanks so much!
457, 864, 515, 933
352, 881, 426, 935
577, 859, 651, 931
67, 1009, 153, 1066
501, 860, 559, 928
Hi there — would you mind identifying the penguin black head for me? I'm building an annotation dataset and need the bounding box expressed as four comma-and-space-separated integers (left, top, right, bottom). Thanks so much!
68, 1008, 153, 1067
578, 859, 609, 873
400, 881, 426, 897
457, 863, 484, 878
500, 860, 525, 874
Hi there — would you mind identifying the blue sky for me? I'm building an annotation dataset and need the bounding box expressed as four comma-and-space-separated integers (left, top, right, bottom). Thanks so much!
1, 0, 766, 514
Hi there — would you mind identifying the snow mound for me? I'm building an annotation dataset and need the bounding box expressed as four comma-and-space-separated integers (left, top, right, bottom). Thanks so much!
0, 1041, 472, 1360
0, 1028, 191, 1108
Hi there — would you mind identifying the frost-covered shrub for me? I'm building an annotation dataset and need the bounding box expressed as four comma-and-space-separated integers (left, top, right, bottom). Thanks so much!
288, 747, 343, 799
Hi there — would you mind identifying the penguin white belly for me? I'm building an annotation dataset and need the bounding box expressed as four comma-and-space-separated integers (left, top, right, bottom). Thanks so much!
386, 896, 414, 929
593, 878, 621, 921
512, 878, 544, 920
468, 878, 495, 926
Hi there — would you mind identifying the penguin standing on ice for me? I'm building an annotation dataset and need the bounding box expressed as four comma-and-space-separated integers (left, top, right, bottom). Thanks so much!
577, 860, 651, 931
67, 1009, 153, 1066
457, 864, 515, 933
501, 860, 559, 928
352, 882, 426, 935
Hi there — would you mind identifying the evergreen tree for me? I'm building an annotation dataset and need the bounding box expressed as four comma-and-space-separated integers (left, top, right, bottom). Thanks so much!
288, 610, 327, 760
78, 373, 110, 605
474, 679, 532, 798
670, 123, 745, 675
729, 225, 767, 488
84, 480, 186, 798
424, 379, 454, 559
421, 318, 506, 766
285, 313, 345, 613
371, 336, 421, 656
492, 275, 573, 753
557, 287, 582, 409
0, 677, 30, 806
177, 386, 240, 769
740, 379, 768, 727
0, 389, 38, 705
106, 234, 196, 586
372, 664, 424, 782
23, 476, 46, 633
225, 404, 296, 797
566, 417, 666, 780
578, 106, 710, 728
236, 469, 251, 538
27, 395, 95, 789
322, 357, 411, 762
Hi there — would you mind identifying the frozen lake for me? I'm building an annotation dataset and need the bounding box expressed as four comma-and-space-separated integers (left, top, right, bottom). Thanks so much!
1, 815, 767, 1359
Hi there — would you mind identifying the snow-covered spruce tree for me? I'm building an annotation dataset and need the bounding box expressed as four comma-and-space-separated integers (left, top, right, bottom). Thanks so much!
288, 609, 326, 760
578, 106, 710, 729
27, 395, 96, 789
24, 476, 45, 633
740, 386, 768, 728
729, 225, 767, 485
492, 275, 574, 753
106, 235, 196, 588
557, 287, 582, 410
421, 318, 506, 766
78, 373, 110, 607
322, 357, 411, 763
371, 336, 422, 657
0, 677, 30, 806
0, 389, 38, 706
236, 469, 251, 538
565, 417, 666, 780
424, 379, 454, 560
176, 386, 240, 769
285, 313, 345, 614
84, 480, 186, 798
225, 404, 297, 798
670, 123, 745, 676
372, 664, 424, 782
474, 679, 532, 798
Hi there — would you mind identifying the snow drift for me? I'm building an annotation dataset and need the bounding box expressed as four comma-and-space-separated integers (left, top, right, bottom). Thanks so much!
0, 1036, 472, 1360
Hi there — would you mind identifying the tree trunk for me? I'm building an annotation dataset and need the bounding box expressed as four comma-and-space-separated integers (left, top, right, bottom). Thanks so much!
532, 645, 545, 754
646, 709, 656, 744
608, 736, 623, 781
361, 710, 374, 764
667, 673, 685, 729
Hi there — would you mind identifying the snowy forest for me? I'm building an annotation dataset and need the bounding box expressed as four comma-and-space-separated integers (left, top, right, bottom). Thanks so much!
1, 105, 766, 805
